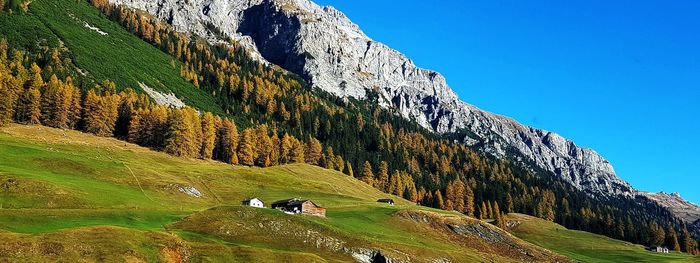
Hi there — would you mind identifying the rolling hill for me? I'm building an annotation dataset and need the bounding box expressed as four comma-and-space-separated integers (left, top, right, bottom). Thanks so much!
1, 124, 696, 262
509, 213, 700, 263
1, 0, 699, 261
0, 124, 568, 262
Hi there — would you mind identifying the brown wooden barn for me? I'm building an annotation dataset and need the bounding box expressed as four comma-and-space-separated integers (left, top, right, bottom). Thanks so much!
271, 198, 326, 217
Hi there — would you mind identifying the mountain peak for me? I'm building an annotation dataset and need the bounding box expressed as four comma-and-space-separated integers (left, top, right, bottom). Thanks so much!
107, 0, 634, 197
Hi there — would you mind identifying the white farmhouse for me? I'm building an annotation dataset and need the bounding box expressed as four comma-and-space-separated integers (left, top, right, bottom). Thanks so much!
241, 198, 265, 208
649, 246, 670, 253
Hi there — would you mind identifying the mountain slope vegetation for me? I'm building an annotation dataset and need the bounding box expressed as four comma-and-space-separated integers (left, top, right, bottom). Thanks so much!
0, 0, 698, 258
89, 1, 700, 252
1, 0, 223, 114
0, 124, 569, 262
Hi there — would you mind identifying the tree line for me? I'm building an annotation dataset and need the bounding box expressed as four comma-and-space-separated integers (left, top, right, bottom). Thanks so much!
89, 1, 699, 254
0, 43, 336, 173
1, 0, 29, 12
4, 1, 698, 254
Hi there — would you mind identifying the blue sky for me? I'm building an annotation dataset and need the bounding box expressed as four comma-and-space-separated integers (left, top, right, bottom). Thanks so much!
314, 0, 700, 203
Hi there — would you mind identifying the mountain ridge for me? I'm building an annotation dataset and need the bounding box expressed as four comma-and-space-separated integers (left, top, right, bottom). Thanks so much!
640, 192, 700, 225
1, 0, 699, 257
106, 0, 637, 197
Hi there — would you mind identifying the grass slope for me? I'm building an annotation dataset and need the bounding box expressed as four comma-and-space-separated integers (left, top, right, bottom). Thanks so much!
0, 125, 566, 262
509, 213, 700, 263
0, 0, 223, 114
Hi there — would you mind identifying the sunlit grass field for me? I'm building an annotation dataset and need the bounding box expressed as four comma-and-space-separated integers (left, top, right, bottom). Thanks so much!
509, 213, 700, 263
0, 124, 548, 262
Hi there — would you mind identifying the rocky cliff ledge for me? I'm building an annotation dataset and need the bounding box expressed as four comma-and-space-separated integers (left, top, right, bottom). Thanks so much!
107, 0, 634, 196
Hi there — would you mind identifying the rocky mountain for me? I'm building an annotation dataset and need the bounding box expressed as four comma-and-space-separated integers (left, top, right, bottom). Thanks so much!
107, 0, 634, 196
640, 192, 700, 225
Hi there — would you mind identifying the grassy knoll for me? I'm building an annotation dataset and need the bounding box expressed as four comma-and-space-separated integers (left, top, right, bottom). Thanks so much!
509, 213, 700, 263
1, 125, 694, 263
0, 124, 567, 262
0, 226, 184, 262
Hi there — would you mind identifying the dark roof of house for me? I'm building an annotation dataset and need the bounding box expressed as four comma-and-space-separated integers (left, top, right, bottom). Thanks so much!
271, 198, 322, 208
377, 198, 394, 202
272, 198, 306, 206
242, 197, 262, 202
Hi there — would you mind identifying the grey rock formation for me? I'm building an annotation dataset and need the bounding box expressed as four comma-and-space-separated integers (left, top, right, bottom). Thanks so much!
639, 192, 700, 224
106, 0, 634, 196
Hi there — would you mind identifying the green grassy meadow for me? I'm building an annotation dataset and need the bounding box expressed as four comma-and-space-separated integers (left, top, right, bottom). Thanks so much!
0, 124, 696, 262
1, 1, 695, 263
0, 124, 566, 262
509, 213, 700, 263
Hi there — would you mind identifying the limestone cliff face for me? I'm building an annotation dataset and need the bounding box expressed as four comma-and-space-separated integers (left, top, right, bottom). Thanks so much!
107, 0, 634, 196
639, 192, 700, 224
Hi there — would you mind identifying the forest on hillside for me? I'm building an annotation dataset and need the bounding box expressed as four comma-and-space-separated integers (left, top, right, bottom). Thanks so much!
0, 0, 697, 254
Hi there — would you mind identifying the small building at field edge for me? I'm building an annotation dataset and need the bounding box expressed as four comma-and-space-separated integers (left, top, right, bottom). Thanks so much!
241, 197, 265, 208
377, 198, 394, 205
271, 198, 326, 217
649, 246, 670, 253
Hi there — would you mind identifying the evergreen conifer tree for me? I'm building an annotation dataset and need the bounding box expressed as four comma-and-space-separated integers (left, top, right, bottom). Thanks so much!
434, 190, 445, 210
290, 137, 305, 163
304, 138, 322, 165
254, 125, 273, 167
666, 225, 681, 252
479, 201, 488, 220
237, 128, 256, 166
360, 161, 374, 186
377, 161, 389, 191
16, 86, 41, 124
344, 161, 354, 177
464, 185, 475, 217
164, 108, 199, 157
200, 112, 217, 159
216, 118, 239, 164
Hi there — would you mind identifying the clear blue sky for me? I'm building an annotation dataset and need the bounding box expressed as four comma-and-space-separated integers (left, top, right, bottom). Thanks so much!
314, 0, 700, 203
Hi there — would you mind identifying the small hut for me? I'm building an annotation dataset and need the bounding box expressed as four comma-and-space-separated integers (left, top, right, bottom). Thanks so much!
649, 246, 670, 253
271, 198, 326, 217
241, 197, 265, 208
377, 198, 395, 205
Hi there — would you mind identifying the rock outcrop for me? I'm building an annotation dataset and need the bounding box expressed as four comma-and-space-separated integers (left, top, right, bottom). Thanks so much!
106, 0, 634, 196
639, 192, 700, 224
395, 210, 572, 263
